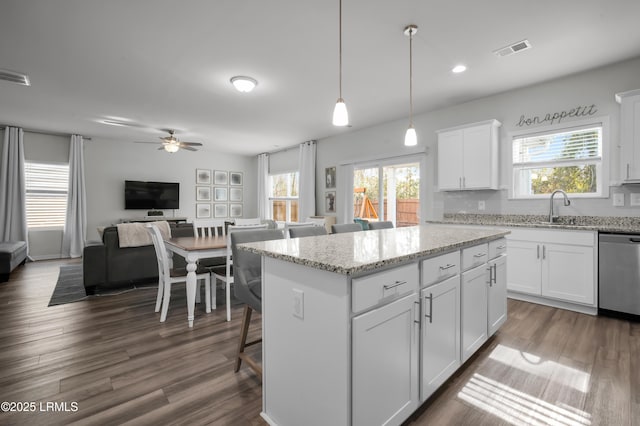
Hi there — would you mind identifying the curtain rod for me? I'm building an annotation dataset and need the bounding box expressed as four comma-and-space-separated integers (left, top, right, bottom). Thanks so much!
0, 125, 92, 141
262, 139, 316, 156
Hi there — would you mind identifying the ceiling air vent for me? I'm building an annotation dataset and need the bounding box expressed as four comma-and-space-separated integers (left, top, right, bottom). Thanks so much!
493, 39, 532, 57
0, 69, 30, 86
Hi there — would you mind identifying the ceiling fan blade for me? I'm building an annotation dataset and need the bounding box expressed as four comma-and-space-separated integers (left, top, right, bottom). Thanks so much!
133, 141, 161, 144
181, 146, 198, 152
180, 142, 203, 146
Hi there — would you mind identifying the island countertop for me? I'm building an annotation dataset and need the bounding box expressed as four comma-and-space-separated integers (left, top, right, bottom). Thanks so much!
239, 224, 509, 275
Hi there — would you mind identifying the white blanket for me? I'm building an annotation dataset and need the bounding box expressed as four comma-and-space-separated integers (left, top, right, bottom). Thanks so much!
116, 221, 172, 248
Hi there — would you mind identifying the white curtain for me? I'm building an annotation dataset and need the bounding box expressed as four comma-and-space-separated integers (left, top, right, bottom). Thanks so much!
298, 140, 316, 221
0, 127, 28, 245
62, 135, 87, 258
257, 153, 271, 219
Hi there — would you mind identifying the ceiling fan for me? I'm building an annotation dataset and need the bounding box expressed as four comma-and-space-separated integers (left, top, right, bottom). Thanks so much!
134, 130, 203, 153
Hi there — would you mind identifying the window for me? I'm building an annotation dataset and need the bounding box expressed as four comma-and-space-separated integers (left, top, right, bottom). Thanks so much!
25, 162, 69, 228
512, 125, 603, 198
269, 172, 299, 222
353, 161, 421, 227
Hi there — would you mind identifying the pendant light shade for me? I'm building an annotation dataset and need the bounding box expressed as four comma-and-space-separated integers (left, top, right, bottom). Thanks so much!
404, 24, 418, 146
332, 0, 349, 126
404, 126, 417, 146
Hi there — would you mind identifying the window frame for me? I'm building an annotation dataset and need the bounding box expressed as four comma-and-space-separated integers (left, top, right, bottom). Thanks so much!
24, 160, 69, 230
508, 116, 610, 200
268, 171, 299, 223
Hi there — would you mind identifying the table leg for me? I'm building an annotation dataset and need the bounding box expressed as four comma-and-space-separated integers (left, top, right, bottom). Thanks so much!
185, 259, 197, 327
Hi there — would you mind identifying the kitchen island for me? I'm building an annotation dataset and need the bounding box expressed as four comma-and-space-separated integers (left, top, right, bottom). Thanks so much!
240, 224, 509, 426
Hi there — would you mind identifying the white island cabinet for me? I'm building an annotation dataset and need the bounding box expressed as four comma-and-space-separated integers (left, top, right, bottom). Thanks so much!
241, 225, 509, 426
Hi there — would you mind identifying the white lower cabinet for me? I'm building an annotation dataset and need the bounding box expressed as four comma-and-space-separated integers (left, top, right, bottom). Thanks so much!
420, 275, 460, 401
461, 264, 489, 362
487, 254, 507, 336
506, 229, 596, 307
352, 293, 419, 426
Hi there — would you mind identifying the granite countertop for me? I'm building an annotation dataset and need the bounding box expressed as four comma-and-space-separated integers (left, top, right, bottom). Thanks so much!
239, 224, 509, 276
433, 213, 640, 233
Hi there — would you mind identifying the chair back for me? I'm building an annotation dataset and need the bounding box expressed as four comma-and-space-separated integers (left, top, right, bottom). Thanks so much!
331, 223, 363, 234
289, 226, 328, 239
146, 224, 170, 282
234, 218, 262, 226
193, 219, 226, 237
368, 221, 394, 230
231, 229, 285, 312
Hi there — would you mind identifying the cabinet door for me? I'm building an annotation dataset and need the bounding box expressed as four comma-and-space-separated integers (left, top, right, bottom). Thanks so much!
542, 243, 595, 305
506, 239, 542, 295
619, 92, 640, 180
421, 276, 460, 401
462, 124, 493, 189
437, 130, 463, 190
461, 265, 488, 362
488, 255, 507, 336
352, 293, 419, 426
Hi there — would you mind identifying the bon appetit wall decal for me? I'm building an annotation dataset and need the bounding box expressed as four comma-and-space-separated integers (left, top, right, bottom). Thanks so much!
516, 104, 597, 127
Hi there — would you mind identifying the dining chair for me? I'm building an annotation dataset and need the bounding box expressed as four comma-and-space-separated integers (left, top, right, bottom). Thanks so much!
234, 218, 262, 226
331, 223, 363, 234
368, 221, 394, 230
283, 221, 317, 238
231, 228, 285, 378
192, 219, 226, 237
146, 224, 211, 323
289, 225, 328, 239
212, 223, 268, 321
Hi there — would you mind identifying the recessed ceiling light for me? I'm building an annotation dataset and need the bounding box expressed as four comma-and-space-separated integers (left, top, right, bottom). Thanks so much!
0, 69, 30, 86
230, 76, 258, 93
452, 65, 467, 74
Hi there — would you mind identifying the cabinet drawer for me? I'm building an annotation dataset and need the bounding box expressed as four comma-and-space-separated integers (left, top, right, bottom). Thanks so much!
488, 238, 507, 259
352, 263, 418, 313
461, 243, 488, 271
421, 251, 460, 287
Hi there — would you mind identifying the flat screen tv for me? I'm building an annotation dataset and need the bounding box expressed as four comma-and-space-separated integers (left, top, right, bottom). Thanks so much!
124, 180, 180, 210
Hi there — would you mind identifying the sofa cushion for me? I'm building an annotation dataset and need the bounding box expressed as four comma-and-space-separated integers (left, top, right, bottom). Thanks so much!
0, 241, 28, 274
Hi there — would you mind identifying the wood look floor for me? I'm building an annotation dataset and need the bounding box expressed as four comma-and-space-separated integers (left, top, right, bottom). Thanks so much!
0, 260, 638, 426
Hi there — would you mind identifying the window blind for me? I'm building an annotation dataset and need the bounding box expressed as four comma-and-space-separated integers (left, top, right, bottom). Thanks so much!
513, 126, 602, 164
25, 162, 69, 228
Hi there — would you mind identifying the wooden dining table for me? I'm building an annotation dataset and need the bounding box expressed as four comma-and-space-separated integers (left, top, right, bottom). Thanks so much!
164, 235, 227, 327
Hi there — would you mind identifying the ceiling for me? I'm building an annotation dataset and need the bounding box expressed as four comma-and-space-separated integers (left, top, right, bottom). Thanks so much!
1, 0, 640, 156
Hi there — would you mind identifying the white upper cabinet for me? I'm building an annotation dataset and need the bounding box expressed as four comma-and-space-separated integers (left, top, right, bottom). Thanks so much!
617, 89, 640, 182
437, 119, 501, 191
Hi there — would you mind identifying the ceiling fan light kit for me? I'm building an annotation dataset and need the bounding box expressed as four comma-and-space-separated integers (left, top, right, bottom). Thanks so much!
163, 142, 180, 153
231, 76, 257, 93
404, 24, 418, 147
332, 0, 349, 127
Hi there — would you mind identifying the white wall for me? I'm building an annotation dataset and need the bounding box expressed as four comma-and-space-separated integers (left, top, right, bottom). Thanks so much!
84, 138, 257, 240
315, 56, 640, 220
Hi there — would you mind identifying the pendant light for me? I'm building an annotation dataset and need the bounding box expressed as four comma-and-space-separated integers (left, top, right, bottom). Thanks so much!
332, 0, 349, 126
404, 25, 418, 146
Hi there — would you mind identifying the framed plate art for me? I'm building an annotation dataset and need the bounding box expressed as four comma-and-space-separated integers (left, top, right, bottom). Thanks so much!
196, 186, 211, 201
214, 203, 228, 218
196, 203, 211, 218
229, 187, 243, 202
196, 169, 211, 185
214, 170, 228, 185
325, 166, 336, 189
229, 203, 243, 218
230, 171, 243, 186
214, 187, 228, 202
325, 191, 336, 213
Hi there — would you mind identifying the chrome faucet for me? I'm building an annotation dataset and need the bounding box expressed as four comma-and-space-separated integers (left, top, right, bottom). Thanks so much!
549, 190, 571, 223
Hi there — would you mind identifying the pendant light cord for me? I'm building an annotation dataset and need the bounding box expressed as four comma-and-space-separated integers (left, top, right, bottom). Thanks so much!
339, 0, 343, 99
409, 28, 413, 127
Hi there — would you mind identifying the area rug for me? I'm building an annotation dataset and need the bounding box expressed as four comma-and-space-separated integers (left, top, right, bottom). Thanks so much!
49, 264, 87, 306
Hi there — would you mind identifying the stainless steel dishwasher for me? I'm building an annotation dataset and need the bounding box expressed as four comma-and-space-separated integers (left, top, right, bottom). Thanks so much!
599, 233, 640, 319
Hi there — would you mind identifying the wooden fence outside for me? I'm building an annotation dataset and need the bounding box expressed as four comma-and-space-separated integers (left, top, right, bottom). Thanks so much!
355, 198, 419, 227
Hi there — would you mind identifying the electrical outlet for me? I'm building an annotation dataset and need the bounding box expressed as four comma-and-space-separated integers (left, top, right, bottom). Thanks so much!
478, 201, 486, 211
292, 289, 304, 319
631, 193, 640, 207
613, 193, 625, 207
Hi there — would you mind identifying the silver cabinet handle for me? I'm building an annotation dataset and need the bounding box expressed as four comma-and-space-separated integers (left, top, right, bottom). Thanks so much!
627, 163, 630, 180
542, 245, 546, 260
473, 253, 486, 258
492, 264, 497, 285
383, 280, 406, 290
439, 263, 456, 270
486, 265, 493, 285
497, 245, 506, 250
537, 245, 540, 259
424, 293, 433, 323
414, 301, 421, 324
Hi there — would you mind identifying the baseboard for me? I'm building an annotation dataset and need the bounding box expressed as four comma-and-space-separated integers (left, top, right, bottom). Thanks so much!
507, 291, 598, 315
29, 254, 65, 261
